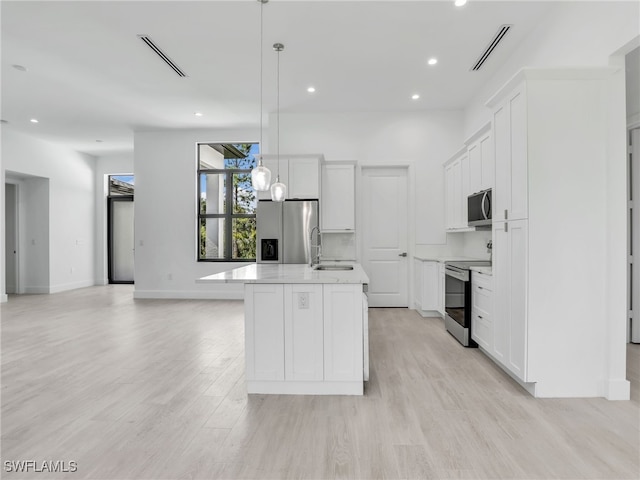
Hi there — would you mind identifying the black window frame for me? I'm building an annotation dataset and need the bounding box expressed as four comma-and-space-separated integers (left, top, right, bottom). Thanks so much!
197, 143, 257, 262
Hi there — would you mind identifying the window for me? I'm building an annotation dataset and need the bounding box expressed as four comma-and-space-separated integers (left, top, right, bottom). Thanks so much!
109, 175, 134, 195
197, 143, 258, 261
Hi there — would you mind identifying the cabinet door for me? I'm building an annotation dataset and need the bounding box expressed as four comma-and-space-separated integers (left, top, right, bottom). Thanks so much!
507, 219, 528, 380
288, 157, 320, 199
492, 222, 508, 364
323, 284, 363, 381
444, 162, 456, 230
445, 158, 463, 230
460, 153, 470, 228
258, 158, 289, 200
413, 259, 423, 309
493, 103, 510, 223
284, 284, 324, 381
438, 263, 445, 316
509, 88, 528, 220
244, 284, 285, 381
468, 143, 482, 195
321, 164, 355, 231
421, 261, 439, 311
479, 132, 494, 191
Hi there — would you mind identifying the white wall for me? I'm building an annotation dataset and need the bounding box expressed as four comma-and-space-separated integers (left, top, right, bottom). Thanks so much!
0, 128, 5, 302
276, 111, 464, 248
2, 129, 95, 294
464, 1, 640, 137
94, 152, 134, 285
133, 128, 260, 299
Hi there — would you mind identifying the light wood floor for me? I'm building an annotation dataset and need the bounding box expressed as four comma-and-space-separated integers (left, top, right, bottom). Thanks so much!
1, 285, 639, 479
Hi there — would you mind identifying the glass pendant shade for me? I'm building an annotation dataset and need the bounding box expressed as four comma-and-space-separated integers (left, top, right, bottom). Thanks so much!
251, 160, 271, 191
270, 176, 287, 202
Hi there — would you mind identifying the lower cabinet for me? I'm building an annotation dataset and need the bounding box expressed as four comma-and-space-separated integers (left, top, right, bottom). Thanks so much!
414, 259, 443, 316
471, 272, 493, 351
245, 283, 364, 394
438, 262, 445, 316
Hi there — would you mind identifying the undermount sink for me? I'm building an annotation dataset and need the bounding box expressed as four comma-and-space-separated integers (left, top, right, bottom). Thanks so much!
313, 264, 354, 271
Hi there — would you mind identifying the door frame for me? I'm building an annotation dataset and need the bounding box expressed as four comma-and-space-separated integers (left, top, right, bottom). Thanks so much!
107, 195, 134, 284
357, 164, 414, 307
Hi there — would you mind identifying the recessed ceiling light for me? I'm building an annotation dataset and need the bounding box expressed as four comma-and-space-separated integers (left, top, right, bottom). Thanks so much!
30, 118, 39, 123
411, 94, 420, 100
428, 58, 438, 66
96, 140, 103, 143
307, 86, 316, 93
0, 120, 8, 124
454, 0, 468, 7
194, 112, 203, 117
12, 64, 27, 72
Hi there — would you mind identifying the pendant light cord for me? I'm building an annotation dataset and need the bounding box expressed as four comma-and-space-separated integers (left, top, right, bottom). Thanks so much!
276, 44, 280, 181
258, 0, 264, 167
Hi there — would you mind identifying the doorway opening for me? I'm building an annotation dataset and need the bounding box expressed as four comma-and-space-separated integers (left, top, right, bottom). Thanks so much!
5, 183, 18, 294
108, 175, 134, 284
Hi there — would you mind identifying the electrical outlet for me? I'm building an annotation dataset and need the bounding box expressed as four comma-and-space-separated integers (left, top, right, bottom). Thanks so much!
298, 292, 309, 309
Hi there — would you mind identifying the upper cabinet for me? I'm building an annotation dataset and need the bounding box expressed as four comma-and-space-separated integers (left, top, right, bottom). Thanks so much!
444, 147, 468, 231
321, 163, 356, 232
466, 122, 494, 195
258, 155, 322, 200
444, 123, 494, 233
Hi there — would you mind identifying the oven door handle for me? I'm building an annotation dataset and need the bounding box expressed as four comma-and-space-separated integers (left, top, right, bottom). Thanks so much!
445, 269, 468, 282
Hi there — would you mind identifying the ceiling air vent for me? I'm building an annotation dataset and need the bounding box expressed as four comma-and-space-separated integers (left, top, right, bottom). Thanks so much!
138, 34, 187, 77
470, 24, 512, 71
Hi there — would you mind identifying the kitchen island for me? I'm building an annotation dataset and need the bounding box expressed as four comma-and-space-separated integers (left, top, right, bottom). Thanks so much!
198, 263, 369, 395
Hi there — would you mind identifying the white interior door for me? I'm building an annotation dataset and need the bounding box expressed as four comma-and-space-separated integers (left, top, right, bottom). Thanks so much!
4, 183, 18, 294
361, 167, 409, 307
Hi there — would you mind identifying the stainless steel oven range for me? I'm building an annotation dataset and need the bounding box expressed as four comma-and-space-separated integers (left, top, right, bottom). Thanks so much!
444, 260, 491, 347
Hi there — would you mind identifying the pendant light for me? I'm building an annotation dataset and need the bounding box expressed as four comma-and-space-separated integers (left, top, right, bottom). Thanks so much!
270, 42, 287, 202
251, 0, 271, 191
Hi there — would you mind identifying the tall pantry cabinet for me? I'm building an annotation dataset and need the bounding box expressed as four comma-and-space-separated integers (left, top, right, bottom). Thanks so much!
486, 68, 616, 397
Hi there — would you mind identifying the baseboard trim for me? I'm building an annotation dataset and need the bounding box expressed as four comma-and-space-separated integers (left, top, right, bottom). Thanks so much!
49, 280, 95, 294
0, 294, 8, 303
133, 289, 244, 300
605, 379, 631, 400
24, 286, 51, 294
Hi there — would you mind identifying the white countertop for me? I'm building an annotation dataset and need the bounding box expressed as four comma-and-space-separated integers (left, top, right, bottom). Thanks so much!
414, 255, 486, 263
470, 266, 493, 275
197, 263, 370, 285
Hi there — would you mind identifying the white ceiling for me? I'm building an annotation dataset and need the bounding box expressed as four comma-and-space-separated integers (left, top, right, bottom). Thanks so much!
1, 0, 556, 156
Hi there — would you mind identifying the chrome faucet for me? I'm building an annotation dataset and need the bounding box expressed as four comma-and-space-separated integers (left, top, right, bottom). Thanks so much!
309, 226, 322, 267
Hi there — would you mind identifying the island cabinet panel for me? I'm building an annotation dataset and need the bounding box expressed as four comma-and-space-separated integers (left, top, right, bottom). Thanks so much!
245, 284, 285, 381
323, 284, 364, 381
284, 284, 324, 381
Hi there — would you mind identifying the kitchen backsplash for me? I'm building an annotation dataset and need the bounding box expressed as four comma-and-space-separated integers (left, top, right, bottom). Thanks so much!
321, 233, 357, 261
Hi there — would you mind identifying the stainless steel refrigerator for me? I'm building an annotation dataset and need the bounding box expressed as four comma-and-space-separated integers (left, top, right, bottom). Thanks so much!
256, 199, 319, 264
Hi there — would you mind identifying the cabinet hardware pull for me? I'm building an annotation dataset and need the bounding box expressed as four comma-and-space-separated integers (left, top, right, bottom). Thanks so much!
478, 316, 483, 319
504, 209, 508, 220
477, 286, 483, 289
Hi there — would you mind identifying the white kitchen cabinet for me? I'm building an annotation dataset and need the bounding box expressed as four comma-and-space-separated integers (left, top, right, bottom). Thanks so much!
413, 259, 441, 316
245, 284, 285, 381
492, 85, 527, 222
321, 163, 355, 231
485, 68, 615, 397
323, 284, 364, 382
258, 155, 322, 200
438, 262, 445, 316
444, 148, 466, 231
471, 271, 493, 352
284, 284, 324, 381
245, 282, 364, 394
466, 122, 494, 195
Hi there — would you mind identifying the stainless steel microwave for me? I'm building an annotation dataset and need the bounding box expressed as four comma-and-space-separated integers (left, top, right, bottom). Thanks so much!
468, 189, 492, 227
